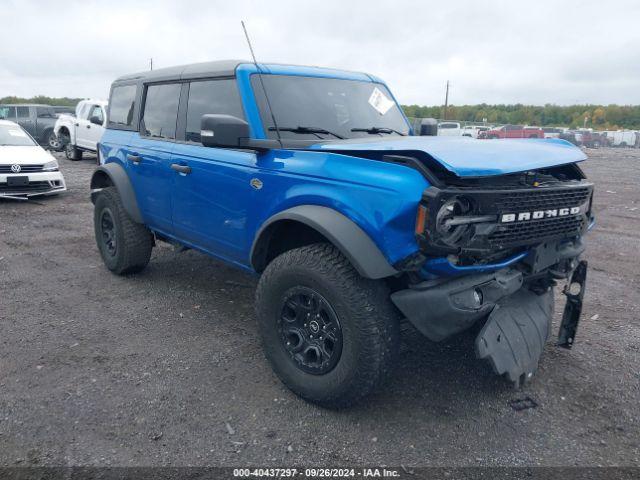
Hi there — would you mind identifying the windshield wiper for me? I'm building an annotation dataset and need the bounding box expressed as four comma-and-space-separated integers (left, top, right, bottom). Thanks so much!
351, 127, 406, 136
269, 126, 344, 139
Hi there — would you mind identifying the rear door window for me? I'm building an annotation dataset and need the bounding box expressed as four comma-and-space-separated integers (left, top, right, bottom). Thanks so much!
184, 79, 245, 143
16, 107, 30, 118
141, 83, 181, 140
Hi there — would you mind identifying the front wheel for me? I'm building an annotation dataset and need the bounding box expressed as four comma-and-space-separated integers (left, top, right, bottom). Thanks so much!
255, 243, 400, 408
94, 187, 153, 274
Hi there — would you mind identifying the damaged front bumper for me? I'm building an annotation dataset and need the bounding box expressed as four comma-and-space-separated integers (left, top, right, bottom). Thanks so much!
391, 258, 588, 386
391, 268, 524, 342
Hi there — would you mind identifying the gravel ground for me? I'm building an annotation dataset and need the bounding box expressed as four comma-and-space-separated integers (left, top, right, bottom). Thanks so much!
0, 148, 638, 467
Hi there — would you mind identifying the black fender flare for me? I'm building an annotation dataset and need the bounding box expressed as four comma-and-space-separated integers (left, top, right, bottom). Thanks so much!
90, 163, 143, 223
251, 205, 398, 280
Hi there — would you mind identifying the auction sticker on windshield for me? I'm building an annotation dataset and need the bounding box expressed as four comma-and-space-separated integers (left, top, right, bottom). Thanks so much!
368, 87, 394, 115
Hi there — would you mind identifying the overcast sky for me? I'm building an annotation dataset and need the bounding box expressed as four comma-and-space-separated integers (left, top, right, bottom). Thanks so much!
1, 0, 639, 106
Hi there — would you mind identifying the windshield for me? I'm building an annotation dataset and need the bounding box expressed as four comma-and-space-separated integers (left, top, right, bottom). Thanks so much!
251, 75, 410, 140
0, 124, 37, 146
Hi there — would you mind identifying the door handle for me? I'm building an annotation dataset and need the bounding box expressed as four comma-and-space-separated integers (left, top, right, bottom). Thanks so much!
170, 164, 191, 175
87, 125, 91, 129
127, 154, 141, 164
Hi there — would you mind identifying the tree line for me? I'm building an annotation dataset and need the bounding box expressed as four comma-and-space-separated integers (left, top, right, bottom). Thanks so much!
402, 103, 640, 130
2, 95, 639, 130
0, 95, 82, 107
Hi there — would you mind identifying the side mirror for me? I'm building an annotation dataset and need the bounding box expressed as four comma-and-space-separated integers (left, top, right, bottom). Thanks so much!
89, 116, 103, 126
418, 118, 438, 136
201, 114, 249, 148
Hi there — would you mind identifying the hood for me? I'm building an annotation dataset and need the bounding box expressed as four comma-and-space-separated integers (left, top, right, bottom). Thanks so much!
307, 136, 587, 177
0, 146, 55, 166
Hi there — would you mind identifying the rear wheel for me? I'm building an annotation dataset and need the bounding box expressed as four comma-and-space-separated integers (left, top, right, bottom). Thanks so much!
255, 243, 400, 408
65, 142, 82, 161
94, 187, 153, 274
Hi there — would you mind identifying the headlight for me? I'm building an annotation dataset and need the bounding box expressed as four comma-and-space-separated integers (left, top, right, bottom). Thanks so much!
42, 159, 59, 171
435, 196, 472, 246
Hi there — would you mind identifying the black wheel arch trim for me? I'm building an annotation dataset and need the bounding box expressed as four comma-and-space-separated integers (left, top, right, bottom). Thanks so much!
90, 163, 143, 223
251, 205, 398, 280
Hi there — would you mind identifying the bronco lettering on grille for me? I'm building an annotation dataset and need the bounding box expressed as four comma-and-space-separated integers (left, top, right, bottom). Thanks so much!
501, 206, 581, 223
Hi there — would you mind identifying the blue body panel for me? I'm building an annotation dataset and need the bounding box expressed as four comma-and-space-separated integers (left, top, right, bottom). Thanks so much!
100, 129, 429, 270
100, 62, 587, 279
310, 136, 587, 177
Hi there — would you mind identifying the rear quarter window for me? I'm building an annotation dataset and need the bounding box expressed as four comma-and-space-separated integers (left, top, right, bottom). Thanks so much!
108, 84, 137, 128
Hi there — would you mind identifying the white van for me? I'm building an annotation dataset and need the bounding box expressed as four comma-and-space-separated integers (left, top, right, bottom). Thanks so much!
438, 122, 462, 136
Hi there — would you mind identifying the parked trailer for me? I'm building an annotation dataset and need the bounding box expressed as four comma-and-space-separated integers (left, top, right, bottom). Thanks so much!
604, 131, 637, 147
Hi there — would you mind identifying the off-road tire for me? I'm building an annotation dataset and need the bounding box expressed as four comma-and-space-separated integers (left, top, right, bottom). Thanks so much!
65, 142, 82, 161
255, 243, 400, 408
94, 187, 153, 275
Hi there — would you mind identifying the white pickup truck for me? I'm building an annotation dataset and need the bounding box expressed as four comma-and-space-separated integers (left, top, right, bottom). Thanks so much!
54, 99, 107, 161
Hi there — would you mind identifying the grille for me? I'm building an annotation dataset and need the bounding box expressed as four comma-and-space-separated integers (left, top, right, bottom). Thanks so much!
494, 186, 592, 211
488, 215, 585, 247
0, 181, 56, 194
0, 164, 44, 173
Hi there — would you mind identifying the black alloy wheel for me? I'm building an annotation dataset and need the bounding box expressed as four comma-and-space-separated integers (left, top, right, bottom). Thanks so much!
278, 286, 343, 375
100, 208, 117, 257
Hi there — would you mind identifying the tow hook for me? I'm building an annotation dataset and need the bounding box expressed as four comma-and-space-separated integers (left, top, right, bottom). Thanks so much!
557, 260, 588, 349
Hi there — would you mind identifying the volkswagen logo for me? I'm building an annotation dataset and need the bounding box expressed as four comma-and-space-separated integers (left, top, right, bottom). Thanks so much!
10, 164, 21, 173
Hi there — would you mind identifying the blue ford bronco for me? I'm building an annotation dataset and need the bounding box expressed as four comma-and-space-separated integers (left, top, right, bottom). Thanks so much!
91, 60, 594, 407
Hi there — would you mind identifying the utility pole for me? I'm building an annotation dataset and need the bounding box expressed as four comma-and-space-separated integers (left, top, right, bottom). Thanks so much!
150, 58, 153, 71
443, 80, 450, 120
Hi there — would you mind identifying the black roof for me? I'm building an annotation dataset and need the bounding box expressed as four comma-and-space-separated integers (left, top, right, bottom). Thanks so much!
113, 59, 250, 84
